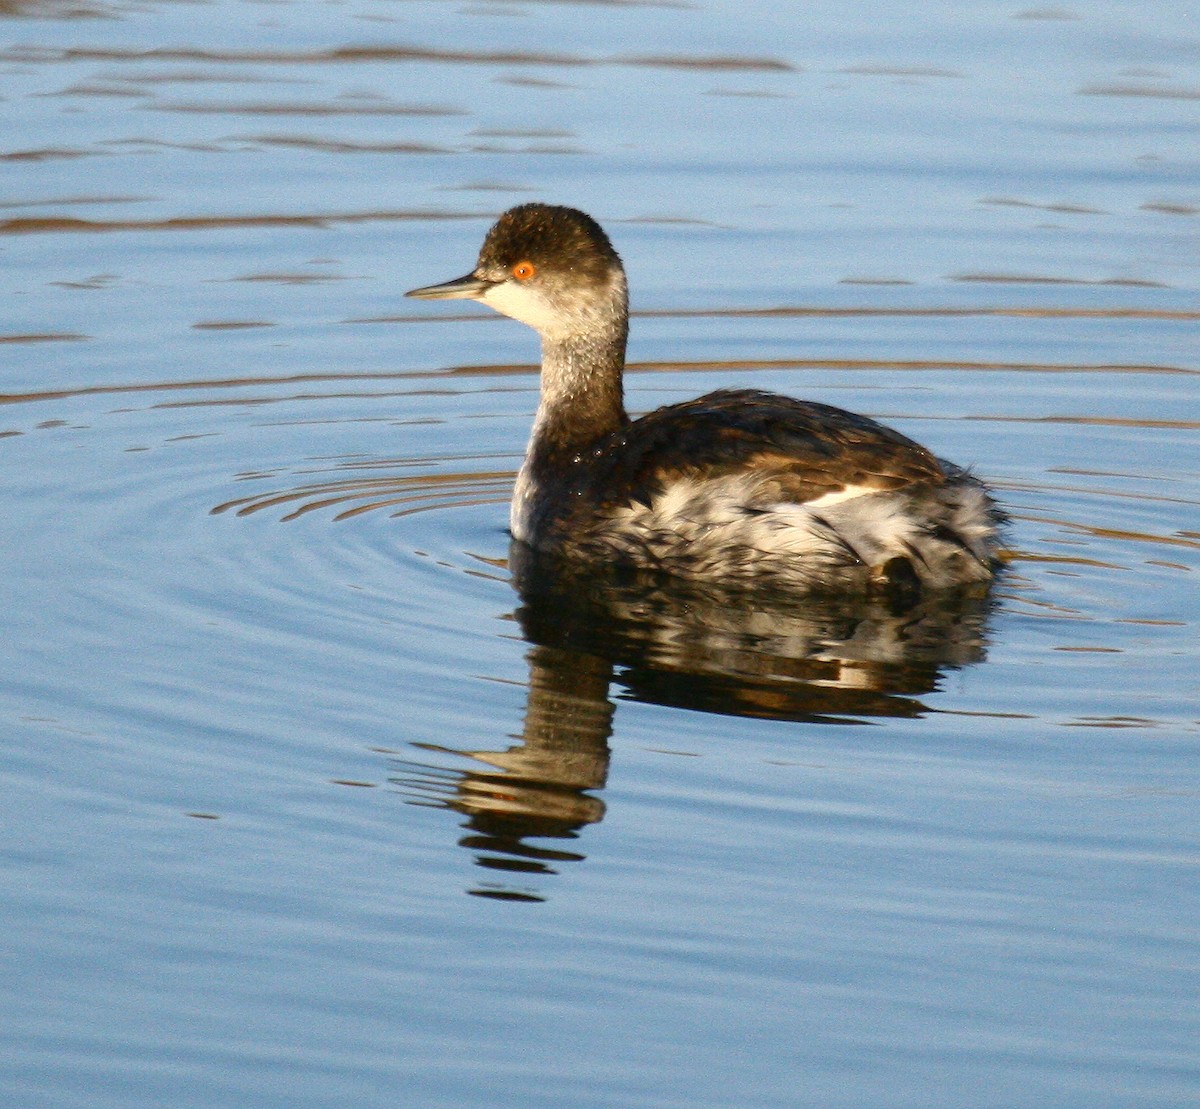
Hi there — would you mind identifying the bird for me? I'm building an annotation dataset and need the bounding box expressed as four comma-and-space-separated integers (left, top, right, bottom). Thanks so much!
406, 203, 1001, 596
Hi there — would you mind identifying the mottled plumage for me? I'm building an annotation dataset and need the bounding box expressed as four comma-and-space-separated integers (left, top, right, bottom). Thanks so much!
408, 203, 1002, 594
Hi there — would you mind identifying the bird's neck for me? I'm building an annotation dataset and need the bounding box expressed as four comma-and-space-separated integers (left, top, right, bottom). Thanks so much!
532, 323, 629, 454
510, 319, 630, 543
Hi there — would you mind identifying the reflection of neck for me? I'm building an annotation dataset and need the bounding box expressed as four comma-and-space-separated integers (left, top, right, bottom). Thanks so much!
445, 646, 613, 835
463, 645, 613, 790
510, 645, 614, 790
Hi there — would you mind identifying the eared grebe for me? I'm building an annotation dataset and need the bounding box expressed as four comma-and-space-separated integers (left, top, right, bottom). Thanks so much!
407, 204, 1001, 594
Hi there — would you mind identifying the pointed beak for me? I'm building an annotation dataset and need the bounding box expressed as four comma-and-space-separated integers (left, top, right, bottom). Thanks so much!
405, 272, 492, 300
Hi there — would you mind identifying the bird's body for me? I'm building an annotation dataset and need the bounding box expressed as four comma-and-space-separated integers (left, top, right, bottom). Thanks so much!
408, 204, 1001, 594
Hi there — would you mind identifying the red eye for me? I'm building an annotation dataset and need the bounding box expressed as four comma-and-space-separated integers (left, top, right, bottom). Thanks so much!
511, 261, 536, 281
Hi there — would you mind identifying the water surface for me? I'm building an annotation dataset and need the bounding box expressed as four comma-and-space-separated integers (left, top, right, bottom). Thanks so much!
2, 1, 1198, 1107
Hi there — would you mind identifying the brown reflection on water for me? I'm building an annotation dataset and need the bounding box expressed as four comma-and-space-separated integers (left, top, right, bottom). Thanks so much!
980, 196, 1107, 215
394, 544, 999, 900
90, 67, 311, 88
839, 64, 965, 79
0, 44, 584, 66
0, 0, 107, 13
0, 147, 94, 162
463, 137, 585, 155
951, 272, 1169, 288
3, 43, 791, 74
0, 209, 490, 235
226, 271, 350, 285
154, 100, 463, 118
191, 320, 274, 331
1141, 201, 1199, 216
1019, 515, 1200, 553
396, 646, 613, 903
1007, 473, 1200, 513
980, 414, 1200, 431
1014, 8, 1081, 21
471, 127, 575, 140
0, 332, 89, 344
0, 194, 151, 210
1080, 82, 1200, 100
228, 135, 451, 155
511, 546, 997, 722
618, 53, 793, 72
0, 370, 476, 405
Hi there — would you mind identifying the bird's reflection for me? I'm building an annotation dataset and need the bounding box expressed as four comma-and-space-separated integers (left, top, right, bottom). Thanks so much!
395, 543, 999, 900
395, 645, 612, 902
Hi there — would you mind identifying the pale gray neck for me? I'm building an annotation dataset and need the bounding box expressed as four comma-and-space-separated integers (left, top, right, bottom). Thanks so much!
532, 322, 629, 453
509, 268, 630, 543
510, 316, 629, 543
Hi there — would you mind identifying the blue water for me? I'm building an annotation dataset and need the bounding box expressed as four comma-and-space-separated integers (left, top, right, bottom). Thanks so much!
2, 1, 1198, 1106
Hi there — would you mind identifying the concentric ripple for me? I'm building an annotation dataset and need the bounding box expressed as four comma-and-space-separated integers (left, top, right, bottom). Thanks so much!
211, 460, 512, 522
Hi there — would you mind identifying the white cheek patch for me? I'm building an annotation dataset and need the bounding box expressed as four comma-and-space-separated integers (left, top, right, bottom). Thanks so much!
481, 281, 562, 334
